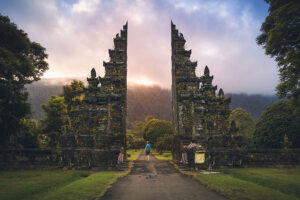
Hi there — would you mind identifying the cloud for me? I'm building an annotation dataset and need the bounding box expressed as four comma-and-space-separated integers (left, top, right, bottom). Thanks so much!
0, 0, 277, 95
71, 0, 101, 14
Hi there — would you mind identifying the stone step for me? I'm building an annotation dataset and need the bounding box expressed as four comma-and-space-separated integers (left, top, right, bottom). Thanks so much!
176, 163, 193, 171
116, 162, 129, 171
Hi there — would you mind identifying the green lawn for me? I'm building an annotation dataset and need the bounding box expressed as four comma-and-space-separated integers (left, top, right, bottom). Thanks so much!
0, 170, 124, 200
194, 168, 300, 200
152, 151, 172, 161
0, 150, 141, 200
126, 149, 142, 161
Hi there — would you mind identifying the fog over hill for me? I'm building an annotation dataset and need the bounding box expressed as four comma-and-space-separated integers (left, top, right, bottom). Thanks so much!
26, 78, 278, 125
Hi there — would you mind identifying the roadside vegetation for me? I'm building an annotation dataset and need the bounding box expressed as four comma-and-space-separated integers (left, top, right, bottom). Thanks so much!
194, 168, 300, 200
152, 151, 172, 161
126, 115, 173, 154
126, 149, 142, 161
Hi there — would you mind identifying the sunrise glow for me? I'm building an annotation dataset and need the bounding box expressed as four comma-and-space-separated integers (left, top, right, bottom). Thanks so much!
129, 76, 156, 86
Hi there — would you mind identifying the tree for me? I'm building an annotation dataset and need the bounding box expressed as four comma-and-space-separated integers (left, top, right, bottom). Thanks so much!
126, 131, 145, 149
257, 0, 300, 104
15, 118, 40, 148
229, 108, 255, 138
40, 95, 70, 147
253, 100, 300, 148
156, 135, 173, 154
143, 118, 173, 147
126, 131, 134, 149
62, 80, 85, 112
145, 115, 155, 123
130, 120, 145, 138
0, 14, 48, 146
229, 120, 238, 135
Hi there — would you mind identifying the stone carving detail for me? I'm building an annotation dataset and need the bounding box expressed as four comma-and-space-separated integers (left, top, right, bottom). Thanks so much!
171, 22, 231, 159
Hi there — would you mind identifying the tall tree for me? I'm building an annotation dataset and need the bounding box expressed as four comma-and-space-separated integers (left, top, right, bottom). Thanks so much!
0, 14, 48, 146
229, 108, 255, 138
253, 100, 300, 148
62, 80, 85, 112
257, 0, 300, 104
40, 95, 70, 147
130, 120, 145, 138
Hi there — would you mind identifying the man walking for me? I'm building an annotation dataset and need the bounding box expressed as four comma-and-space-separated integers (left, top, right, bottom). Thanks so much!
145, 141, 151, 161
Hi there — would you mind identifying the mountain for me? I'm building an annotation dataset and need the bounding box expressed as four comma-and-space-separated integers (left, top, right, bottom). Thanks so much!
26, 80, 63, 120
127, 85, 172, 124
226, 93, 278, 120
26, 78, 278, 125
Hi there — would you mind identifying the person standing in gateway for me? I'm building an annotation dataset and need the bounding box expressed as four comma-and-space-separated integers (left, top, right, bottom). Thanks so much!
145, 141, 151, 161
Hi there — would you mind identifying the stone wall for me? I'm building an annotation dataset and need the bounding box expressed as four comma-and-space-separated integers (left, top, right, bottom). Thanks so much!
1, 147, 299, 170
0, 148, 120, 170
198, 148, 300, 168
0, 149, 56, 170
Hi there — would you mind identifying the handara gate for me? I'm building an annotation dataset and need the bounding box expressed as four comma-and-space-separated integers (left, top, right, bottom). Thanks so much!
61, 23, 128, 169
171, 22, 231, 162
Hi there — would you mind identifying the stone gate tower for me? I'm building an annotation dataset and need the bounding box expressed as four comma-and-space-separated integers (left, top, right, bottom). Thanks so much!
64, 23, 128, 168
171, 22, 231, 161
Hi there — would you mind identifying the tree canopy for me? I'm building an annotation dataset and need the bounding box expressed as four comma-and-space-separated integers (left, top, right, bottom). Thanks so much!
145, 115, 155, 123
155, 134, 173, 153
253, 100, 300, 148
62, 80, 85, 112
0, 14, 48, 146
15, 119, 40, 148
257, 0, 300, 104
143, 118, 173, 147
229, 108, 255, 138
130, 120, 145, 138
40, 95, 70, 147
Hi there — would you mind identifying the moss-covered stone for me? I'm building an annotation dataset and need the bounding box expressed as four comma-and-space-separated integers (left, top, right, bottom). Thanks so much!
171, 22, 231, 161
60, 23, 128, 168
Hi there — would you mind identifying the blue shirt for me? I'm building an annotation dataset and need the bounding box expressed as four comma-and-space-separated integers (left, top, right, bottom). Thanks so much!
146, 144, 150, 151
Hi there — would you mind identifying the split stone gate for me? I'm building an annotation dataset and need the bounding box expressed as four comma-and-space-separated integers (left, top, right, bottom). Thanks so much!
1, 22, 299, 170
57, 21, 234, 168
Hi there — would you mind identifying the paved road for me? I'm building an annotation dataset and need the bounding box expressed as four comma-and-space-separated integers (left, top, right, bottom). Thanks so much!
100, 153, 226, 200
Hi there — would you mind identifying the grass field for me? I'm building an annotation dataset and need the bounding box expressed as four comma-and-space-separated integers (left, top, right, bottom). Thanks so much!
194, 168, 300, 200
152, 151, 172, 160
0, 151, 141, 200
0, 170, 124, 200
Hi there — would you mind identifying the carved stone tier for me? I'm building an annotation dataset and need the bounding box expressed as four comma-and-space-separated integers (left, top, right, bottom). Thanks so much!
67, 23, 128, 168
171, 21, 231, 162
103, 61, 125, 67
174, 49, 192, 57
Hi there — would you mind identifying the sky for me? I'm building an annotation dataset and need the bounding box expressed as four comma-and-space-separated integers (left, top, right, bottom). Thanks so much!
0, 0, 278, 94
